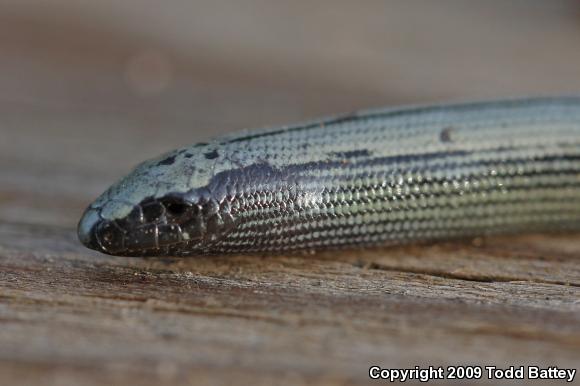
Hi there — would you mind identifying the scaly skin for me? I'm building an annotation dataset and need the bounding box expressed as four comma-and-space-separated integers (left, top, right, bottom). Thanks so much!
78, 96, 580, 256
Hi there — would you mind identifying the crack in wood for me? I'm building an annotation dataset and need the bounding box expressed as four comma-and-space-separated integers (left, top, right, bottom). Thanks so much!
356, 261, 580, 287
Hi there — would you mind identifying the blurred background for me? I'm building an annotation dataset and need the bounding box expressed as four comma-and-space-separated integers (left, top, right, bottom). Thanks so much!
2, 0, 580, 229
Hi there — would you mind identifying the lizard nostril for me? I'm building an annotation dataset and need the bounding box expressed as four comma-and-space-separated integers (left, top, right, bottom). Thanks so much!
95, 220, 125, 253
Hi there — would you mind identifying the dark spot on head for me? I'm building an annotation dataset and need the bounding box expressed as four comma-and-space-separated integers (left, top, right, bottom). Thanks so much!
204, 150, 219, 160
184, 153, 193, 158
156, 154, 177, 166
440, 127, 455, 143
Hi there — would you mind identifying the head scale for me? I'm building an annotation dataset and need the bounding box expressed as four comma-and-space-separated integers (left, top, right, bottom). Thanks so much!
78, 146, 234, 256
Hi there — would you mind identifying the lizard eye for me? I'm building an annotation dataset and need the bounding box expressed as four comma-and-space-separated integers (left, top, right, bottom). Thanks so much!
162, 197, 189, 217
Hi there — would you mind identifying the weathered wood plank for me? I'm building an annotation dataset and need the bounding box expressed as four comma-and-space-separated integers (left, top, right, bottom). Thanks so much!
1, 221, 579, 385
1, 1, 580, 385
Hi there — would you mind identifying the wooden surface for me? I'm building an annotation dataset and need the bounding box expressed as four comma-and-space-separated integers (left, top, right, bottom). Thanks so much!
1, 1, 580, 385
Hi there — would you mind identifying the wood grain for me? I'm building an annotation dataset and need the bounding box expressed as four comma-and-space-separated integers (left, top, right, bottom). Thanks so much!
1, 1, 580, 385
1, 222, 579, 386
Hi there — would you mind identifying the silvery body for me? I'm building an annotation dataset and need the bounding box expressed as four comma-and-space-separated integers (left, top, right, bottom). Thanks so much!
78, 97, 580, 256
